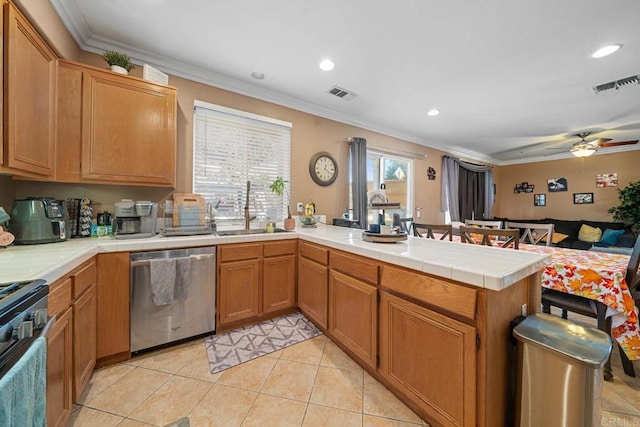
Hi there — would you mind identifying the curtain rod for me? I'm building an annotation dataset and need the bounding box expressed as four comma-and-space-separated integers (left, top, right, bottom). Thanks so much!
346, 137, 428, 159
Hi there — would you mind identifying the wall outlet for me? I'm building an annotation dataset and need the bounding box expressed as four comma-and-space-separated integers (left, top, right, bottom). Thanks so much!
521, 303, 527, 316
296, 202, 304, 213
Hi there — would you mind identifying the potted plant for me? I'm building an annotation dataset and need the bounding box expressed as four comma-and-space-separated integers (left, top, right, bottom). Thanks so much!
102, 50, 134, 75
269, 176, 295, 230
609, 180, 640, 234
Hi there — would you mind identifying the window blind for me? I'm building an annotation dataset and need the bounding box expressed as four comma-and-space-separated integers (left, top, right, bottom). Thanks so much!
193, 100, 292, 227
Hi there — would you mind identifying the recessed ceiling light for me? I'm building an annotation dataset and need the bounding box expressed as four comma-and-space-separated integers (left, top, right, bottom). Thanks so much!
251, 71, 265, 80
319, 59, 335, 71
427, 109, 440, 116
592, 44, 622, 58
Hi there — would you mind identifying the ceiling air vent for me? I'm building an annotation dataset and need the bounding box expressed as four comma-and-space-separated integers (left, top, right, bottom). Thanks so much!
592, 74, 640, 94
328, 85, 358, 101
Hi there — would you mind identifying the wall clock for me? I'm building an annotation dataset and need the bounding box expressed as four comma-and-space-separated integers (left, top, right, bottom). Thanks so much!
309, 151, 338, 186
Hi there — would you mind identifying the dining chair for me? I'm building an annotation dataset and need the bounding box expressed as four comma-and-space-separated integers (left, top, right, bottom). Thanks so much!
413, 223, 453, 241
464, 219, 503, 229
398, 217, 413, 234
459, 226, 519, 249
541, 235, 640, 381
505, 222, 554, 246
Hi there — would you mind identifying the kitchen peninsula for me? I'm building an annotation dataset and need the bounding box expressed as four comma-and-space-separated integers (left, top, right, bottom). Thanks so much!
0, 225, 548, 427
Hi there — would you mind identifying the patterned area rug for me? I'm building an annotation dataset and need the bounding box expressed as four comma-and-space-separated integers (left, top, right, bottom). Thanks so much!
205, 311, 322, 374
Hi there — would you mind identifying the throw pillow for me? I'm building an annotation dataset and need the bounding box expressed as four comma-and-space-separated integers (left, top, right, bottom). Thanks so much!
578, 224, 602, 243
599, 228, 625, 246
551, 232, 569, 244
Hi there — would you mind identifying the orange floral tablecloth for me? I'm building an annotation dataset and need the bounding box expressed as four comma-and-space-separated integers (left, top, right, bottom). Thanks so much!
519, 243, 639, 360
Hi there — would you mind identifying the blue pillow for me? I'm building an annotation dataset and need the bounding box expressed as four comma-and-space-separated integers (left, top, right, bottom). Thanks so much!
599, 228, 625, 246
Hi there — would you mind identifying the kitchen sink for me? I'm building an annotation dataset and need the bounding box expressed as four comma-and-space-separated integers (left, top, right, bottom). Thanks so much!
215, 228, 291, 236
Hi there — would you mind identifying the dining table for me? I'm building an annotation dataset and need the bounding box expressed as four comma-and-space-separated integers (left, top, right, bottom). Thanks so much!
518, 243, 639, 361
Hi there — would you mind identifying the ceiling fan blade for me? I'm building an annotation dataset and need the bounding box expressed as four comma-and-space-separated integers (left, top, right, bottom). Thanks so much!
599, 140, 639, 148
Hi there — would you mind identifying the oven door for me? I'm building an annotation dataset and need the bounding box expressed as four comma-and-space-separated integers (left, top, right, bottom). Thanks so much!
0, 315, 55, 379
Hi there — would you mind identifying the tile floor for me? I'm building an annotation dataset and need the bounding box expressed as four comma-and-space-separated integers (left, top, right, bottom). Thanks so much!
68, 318, 640, 427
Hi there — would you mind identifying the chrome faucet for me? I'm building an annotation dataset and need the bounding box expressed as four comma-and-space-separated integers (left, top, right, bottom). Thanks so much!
244, 180, 256, 230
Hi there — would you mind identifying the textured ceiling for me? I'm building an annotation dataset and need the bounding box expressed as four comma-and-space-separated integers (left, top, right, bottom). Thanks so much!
50, 0, 640, 164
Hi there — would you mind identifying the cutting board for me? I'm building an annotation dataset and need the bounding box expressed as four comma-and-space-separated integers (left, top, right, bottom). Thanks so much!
172, 193, 205, 227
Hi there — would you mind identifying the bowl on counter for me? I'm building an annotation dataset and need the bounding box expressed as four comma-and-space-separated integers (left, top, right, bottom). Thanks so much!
300, 215, 318, 226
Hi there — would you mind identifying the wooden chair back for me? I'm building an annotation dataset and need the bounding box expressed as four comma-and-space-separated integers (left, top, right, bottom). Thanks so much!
459, 226, 519, 249
626, 235, 640, 296
505, 222, 554, 246
464, 219, 503, 229
413, 223, 453, 241
397, 217, 413, 234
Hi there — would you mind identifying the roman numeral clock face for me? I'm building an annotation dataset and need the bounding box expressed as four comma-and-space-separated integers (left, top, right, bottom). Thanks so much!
309, 152, 338, 186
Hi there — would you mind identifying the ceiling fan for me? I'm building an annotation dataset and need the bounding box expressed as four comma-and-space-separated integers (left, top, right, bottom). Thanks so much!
547, 132, 639, 157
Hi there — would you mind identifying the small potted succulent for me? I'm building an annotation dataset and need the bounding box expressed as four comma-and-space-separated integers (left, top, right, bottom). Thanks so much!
102, 50, 134, 75
269, 176, 295, 230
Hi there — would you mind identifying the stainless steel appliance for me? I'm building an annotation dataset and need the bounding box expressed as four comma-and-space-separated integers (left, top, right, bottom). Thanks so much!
130, 246, 216, 352
0, 279, 53, 377
9, 198, 68, 244
113, 200, 158, 239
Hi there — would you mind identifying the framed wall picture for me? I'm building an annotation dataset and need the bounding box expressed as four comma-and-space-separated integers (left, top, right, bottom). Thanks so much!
534, 194, 546, 206
596, 173, 618, 187
547, 177, 568, 192
573, 192, 594, 204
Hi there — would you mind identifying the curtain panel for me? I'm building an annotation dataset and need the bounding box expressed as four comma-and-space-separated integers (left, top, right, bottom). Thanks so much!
350, 137, 368, 230
441, 155, 494, 221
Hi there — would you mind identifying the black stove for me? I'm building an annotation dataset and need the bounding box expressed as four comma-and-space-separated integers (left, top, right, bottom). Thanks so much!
0, 279, 50, 377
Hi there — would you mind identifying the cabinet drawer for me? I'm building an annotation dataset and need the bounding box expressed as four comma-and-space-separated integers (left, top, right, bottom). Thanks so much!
381, 265, 477, 320
264, 240, 297, 257
330, 251, 379, 285
299, 241, 328, 265
73, 260, 96, 299
49, 278, 72, 318
219, 243, 261, 262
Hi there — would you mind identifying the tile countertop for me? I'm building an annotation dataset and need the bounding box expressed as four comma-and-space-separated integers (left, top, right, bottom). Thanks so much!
0, 224, 549, 291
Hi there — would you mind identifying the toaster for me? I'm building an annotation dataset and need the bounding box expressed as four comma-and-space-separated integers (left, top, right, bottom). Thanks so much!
9, 198, 68, 244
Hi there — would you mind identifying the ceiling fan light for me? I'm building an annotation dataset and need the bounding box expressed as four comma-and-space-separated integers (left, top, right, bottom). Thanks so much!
571, 147, 596, 157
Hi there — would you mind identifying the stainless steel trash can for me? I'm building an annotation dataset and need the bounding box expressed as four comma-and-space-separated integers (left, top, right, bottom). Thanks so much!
513, 313, 612, 427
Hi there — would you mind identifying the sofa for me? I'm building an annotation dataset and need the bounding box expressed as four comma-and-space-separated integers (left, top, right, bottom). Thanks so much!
492, 217, 636, 251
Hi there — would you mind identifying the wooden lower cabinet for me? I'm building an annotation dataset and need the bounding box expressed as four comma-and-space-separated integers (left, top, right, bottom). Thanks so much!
217, 241, 297, 329
297, 256, 328, 329
263, 254, 296, 314
96, 252, 130, 364
46, 307, 73, 427
218, 258, 261, 327
328, 270, 377, 368
379, 291, 477, 427
73, 283, 97, 400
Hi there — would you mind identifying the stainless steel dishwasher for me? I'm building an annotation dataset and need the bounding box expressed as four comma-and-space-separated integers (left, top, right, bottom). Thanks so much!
130, 246, 216, 352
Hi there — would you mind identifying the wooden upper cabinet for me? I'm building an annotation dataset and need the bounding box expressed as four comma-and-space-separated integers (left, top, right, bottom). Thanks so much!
56, 61, 83, 182
2, 2, 56, 176
81, 69, 176, 186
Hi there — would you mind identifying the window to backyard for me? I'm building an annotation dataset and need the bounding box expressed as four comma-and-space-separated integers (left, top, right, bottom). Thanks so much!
192, 101, 292, 228
350, 150, 413, 223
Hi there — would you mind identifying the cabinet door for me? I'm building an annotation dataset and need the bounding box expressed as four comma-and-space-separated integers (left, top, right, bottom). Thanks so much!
47, 307, 73, 427
297, 257, 328, 329
263, 254, 296, 314
81, 71, 176, 185
73, 283, 97, 400
3, 3, 56, 176
55, 61, 83, 182
328, 270, 377, 368
379, 292, 476, 427
218, 259, 261, 327
96, 252, 130, 362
